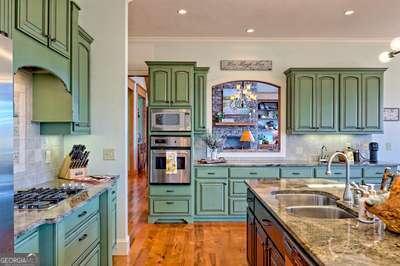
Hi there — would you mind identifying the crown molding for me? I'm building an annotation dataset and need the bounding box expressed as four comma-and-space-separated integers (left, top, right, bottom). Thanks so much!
128, 36, 391, 43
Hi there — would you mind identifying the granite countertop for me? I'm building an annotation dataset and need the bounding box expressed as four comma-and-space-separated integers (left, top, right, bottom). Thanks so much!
194, 159, 398, 167
14, 176, 118, 239
246, 179, 400, 266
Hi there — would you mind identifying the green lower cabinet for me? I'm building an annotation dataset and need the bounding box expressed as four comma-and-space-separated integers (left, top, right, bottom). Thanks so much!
74, 244, 100, 266
196, 179, 228, 215
15, 230, 40, 254
281, 167, 314, 178
315, 167, 362, 179
229, 180, 247, 197
229, 198, 247, 216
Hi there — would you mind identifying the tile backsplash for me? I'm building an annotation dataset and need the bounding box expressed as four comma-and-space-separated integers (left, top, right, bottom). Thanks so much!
13, 70, 64, 189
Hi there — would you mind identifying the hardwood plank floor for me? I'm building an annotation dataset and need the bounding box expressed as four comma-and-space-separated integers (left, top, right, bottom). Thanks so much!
115, 173, 247, 266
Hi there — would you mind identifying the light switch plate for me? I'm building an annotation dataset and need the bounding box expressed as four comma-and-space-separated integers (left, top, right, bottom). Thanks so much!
103, 149, 116, 160
385, 143, 392, 151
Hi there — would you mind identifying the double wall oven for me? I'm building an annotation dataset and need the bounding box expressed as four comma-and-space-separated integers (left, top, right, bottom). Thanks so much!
150, 136, 191, 185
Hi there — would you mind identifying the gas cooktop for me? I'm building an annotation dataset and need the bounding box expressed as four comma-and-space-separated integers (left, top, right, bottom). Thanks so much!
14, 184, 86, 210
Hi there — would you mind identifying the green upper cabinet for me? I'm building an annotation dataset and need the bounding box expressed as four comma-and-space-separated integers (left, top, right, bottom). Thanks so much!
149, 66, 171, 106
49, 0, 70, 57
16, 0, 71, 58
194, 67, 209, 133
315, 73, 339, 132
0, 0, 13, 38
286, 68, 385, 135
146, 61, 196, 107
171, 66, 193, 106
340, 71, 384, 133
16, 0, 49, 45
70, 26, 93, 134
340, 73, 362, 132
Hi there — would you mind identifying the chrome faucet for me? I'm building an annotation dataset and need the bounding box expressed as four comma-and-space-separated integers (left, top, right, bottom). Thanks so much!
326, 152, 353, 204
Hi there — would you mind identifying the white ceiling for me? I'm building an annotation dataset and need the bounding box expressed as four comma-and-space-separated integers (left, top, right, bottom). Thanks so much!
128, 0, 400, 39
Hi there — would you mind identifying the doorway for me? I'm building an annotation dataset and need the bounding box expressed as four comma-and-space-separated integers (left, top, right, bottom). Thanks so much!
127, 76, 149, 242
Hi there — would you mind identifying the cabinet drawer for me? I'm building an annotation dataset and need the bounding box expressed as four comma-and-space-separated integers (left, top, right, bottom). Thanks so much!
363, 177, 382, 185
15, 230, 39, 254
363, 167, 386, 178
150, 185, 191, 196
64, 197, 99, 236
315, 167, 362, 178
229, 198, 247, 216
280, 167, 314, 178
230, 167, 279, 178
196, 167, 229, 178
65, 213, 100, 266
73, 244, 100, 266
229, 180, 247, 197
151, 199, 190, 215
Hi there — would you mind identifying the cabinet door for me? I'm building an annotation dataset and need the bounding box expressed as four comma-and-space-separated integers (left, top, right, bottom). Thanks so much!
294, 73, 316, 132
16, 0, 49, 45
268, 241, 285, 266
171, 66, 193, 106
49, 0, 70, 57
149, 66, 171, 106
194, 70, 207, 133
340, 73, 362, 132
315, 73, 339, 132
362, 73, 383, 132
72, 28, 93, 134
196, 179, 228, 215
247, 209, 255, 266
0, 0, 12, 38
255, 220, 268, 266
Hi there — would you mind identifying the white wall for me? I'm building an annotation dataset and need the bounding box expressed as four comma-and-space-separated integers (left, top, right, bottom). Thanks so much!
129, 37, 400, 162
64, 0, 129, 254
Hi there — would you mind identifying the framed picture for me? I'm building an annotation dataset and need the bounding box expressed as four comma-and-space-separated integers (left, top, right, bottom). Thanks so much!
384, 108, 400, 121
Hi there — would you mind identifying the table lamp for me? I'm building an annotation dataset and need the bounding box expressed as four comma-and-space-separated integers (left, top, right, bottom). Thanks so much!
240, 130, 255, 149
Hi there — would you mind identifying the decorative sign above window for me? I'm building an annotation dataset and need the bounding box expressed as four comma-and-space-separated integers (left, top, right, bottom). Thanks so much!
384, 108, 400, 121
220, 60, 272, 71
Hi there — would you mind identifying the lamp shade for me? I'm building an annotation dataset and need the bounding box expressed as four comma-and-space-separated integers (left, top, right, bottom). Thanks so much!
240, 130, 255, 142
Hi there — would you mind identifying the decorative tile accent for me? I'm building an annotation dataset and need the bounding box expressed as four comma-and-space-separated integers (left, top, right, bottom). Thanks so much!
220, 60, 272, 71
13, 71, 64, 190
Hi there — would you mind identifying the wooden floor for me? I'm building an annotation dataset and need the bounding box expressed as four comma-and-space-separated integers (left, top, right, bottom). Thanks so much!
113, 172, 247, 266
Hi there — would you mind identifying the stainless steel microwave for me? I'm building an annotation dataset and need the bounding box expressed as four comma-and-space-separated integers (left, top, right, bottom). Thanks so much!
150, 108, 191, 132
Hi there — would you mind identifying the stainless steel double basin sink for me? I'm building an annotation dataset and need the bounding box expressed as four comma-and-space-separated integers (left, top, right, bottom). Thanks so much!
272, 191, 356, 219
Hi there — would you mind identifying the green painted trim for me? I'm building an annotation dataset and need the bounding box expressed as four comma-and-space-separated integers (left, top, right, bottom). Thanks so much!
146, 61, 197, 66
285, 68, 387, 75
78, 25, 94, 43
148, 216, 193, 224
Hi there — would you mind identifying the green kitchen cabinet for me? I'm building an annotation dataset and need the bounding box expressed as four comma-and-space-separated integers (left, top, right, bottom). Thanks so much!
196, 179, 228, 216
0, 0, 13, 38
100, 184, 117, 266
71, 26, 93, 134
286, 68, 385, 135
16, 0, 71, 58
146, 61, 196, 107
340, 73, 363, 132
16, 0, 49, 45
149, 66, 171, 106
15, 230, 40, 254
49, 0, 70, 57
340, 72, 384, 133
194, 67, 209, 133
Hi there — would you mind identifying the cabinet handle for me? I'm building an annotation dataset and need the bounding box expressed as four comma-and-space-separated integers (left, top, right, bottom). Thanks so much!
166, 190, 175, 193
333, 172, 342, 175
249, 172, 258, 175
78, 211, 88, 218
207, 172, 215, 175
376, 172, 383, 175
78, 234, 88, 242
261, 218, 272, 226
166, 201, 174, 205
291, 172, 300, 175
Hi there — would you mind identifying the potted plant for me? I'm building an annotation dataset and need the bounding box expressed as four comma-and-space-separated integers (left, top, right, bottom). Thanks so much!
204, 133, 224, 160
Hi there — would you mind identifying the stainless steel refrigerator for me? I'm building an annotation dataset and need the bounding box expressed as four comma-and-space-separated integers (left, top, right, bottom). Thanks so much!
0, 34, 14, 255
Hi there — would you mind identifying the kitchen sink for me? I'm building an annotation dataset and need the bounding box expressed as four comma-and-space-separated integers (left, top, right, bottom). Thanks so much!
286, 206, 356, 219
272, 191, 337, 206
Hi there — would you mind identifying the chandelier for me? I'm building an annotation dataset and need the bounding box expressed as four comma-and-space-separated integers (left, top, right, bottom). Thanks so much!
379, 37, 400, 63
230, 82, 257, 109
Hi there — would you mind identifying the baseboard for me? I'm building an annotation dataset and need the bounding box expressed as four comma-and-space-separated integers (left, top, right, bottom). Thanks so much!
113, 235, 130, 255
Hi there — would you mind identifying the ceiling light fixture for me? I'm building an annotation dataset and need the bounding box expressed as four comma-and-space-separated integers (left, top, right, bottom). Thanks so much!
379, 37, 400, 63
245, 28, 255, 33
177, 9, 187, 15
344, 10, 355, 16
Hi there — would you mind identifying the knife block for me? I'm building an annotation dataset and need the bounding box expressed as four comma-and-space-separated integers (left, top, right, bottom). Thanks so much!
58, 156, 88, 180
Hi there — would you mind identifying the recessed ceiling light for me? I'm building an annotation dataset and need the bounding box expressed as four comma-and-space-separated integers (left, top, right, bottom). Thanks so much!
245, 28, 255, 33
177, 9, 187, 15
344, 10, 355, 16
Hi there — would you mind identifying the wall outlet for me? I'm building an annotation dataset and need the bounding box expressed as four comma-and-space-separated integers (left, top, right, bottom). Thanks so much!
385, 143, 392, 151
103, 149, 116, 160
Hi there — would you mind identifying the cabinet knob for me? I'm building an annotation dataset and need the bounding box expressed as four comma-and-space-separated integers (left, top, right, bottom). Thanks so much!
78, 234, 88, 242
